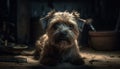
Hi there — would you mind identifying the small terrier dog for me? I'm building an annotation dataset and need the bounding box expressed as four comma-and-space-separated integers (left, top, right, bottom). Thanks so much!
34, 10, 85, 66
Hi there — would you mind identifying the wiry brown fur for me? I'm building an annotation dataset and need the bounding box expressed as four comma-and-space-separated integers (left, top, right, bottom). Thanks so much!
34, 10, 84, 66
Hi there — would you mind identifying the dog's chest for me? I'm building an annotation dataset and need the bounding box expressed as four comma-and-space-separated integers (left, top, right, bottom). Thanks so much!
60, 48, 75, 62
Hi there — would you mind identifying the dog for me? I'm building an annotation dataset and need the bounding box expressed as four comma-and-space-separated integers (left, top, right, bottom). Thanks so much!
34, 10, 85, 66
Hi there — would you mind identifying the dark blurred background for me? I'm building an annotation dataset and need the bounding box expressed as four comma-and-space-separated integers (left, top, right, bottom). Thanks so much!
0, 0, 120, 47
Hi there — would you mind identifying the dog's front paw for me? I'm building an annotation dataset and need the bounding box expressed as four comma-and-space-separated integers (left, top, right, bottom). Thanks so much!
40, 58, 59, 66
70, 58, 85, 65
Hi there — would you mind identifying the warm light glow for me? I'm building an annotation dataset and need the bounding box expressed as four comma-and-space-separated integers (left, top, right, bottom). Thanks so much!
80, 49, 120, 66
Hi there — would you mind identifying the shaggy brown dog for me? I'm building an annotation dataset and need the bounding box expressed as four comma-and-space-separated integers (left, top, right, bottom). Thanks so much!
34, 10, 85, 66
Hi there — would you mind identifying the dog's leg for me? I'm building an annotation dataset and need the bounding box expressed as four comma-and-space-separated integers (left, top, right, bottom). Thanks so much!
34, 34, 47, 60
34, 49, 40, 60
40, 56, 59, 66
70, 54, 84, 65
69, 48, 84, 65
39, 46, 60, 66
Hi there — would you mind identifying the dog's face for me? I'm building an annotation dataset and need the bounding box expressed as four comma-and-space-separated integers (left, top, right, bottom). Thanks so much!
42, 11, 81, 47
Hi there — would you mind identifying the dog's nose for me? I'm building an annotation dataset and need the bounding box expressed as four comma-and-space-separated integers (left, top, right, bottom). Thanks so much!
60, 31, 67, 36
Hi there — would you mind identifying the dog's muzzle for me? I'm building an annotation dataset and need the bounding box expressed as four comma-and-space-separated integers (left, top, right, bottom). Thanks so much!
54, 31, 71, 44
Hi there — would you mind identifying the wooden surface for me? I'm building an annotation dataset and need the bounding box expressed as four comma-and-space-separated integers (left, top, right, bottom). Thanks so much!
0, 47, 120, 69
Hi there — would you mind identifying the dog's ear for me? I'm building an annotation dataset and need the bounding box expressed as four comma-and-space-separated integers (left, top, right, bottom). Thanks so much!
71, 11, 84, 32
84, 18, 93, 24
46, 9, 56, 19
71, 10, 80, 18
71, 11, 93, 32
77, 18, 93, 32
40, 10, 56, 32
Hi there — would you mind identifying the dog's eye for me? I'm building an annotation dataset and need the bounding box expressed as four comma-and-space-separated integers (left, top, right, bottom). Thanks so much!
52, 23, 60, 30
69, 24, 74, 30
